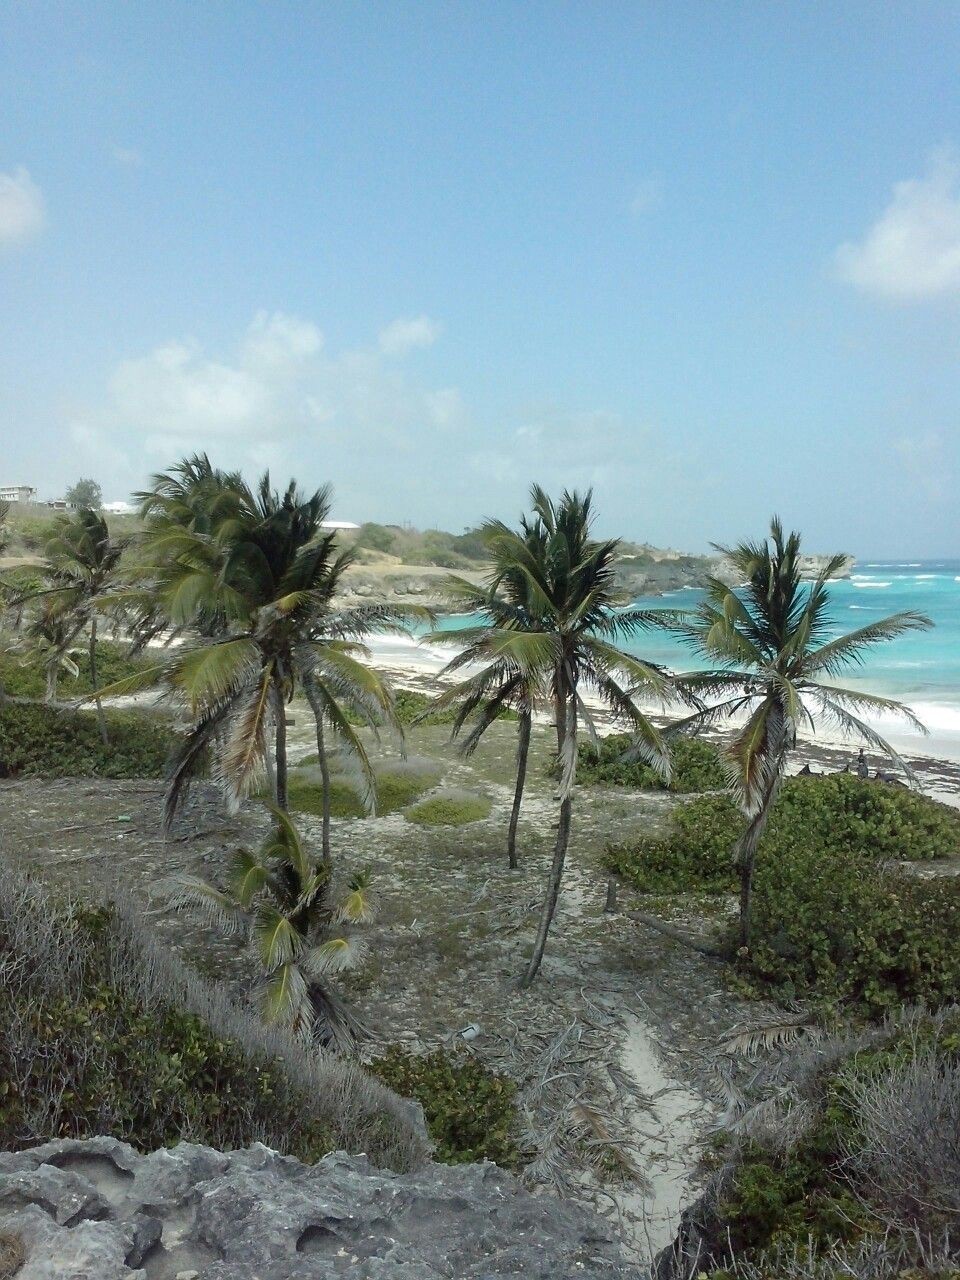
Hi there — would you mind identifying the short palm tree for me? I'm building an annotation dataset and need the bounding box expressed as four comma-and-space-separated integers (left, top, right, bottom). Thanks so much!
669, 517, 932, 951
171, 806, 373, 1051
18, 593, 85, 702
478, 486, 673, 985
424, 524, 551, 869
44, 508, 125, 742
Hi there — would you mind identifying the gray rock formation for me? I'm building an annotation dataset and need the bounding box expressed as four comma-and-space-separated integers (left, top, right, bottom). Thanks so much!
0, 1137, 638, 1278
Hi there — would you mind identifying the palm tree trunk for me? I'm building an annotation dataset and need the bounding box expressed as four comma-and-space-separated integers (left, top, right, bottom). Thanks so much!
89, 615, 109, 746
521, 683, 575, 987
733, 770, 782, 951
316, 717, 332, 868
273, 678, 288, 812
506, 707, 531, 869
45, 664, 57, 704
303, 680, 332, 868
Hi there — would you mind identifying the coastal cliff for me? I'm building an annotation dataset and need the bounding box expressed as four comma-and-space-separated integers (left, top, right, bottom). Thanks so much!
334, 549, 856, 609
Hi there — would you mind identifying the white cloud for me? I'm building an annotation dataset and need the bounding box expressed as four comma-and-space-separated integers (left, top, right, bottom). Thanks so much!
110, 145, 144, 167
243, 310, 324, 366
0, 167, 46, 248
630, 177, 662, 216
378, 314, 441, 355
88, 312, 466, 474
835, 148, 960, 301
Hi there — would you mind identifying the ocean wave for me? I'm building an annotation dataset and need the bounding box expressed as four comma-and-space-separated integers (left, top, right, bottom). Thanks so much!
914, 574, 938, 580
852, 580, 892, 588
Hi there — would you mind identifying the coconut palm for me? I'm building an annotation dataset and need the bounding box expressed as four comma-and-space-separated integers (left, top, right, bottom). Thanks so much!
44, 508, 125, 743
668, 517, 932, 951
171, 805, 373, 1051
471, 486, 673, 985
424, 524, 552, 870
18, 593, 85, 703
116, 462, 413, 842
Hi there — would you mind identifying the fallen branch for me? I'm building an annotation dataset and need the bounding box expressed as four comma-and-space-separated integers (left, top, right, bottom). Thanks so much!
626, 911, 731, 960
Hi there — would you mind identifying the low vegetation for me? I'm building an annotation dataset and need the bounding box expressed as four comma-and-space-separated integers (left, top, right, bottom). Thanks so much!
744, 845, 960, 1015
577, 733, 726, 792
289, 758, 443, 818
0, 638, 152, 700
608, 776, 960, 1014
0, 873, 426, 1169
403, 789, 492, 826
606, 775, 960, 895
692, 1009, 960, 1277
369, 1045, 522, 1167
0, 701, 173, 778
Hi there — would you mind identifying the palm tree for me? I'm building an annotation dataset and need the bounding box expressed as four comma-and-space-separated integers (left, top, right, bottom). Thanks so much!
44, 508, 125, 743
475, 486, 673, 985
120, 462, 411, 842
424, 524, 551, 870
19, 593, 85, 703
668, 517, 932, 951
171, 806, 373, 1050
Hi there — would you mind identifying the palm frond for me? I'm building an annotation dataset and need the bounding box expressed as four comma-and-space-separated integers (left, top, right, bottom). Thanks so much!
219, 666, 274, 808
804, 611, 933, 679
302, 936, 366, 975
257, 961, 311, 1038
251, 904, 304, 970
168, 874, 247, 937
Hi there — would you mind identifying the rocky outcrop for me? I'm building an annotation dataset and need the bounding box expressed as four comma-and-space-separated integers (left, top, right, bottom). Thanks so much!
0, 1137, 637, 1278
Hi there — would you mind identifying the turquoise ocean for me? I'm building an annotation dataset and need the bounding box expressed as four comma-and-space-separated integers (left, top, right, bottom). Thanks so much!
425, 559, 960, 760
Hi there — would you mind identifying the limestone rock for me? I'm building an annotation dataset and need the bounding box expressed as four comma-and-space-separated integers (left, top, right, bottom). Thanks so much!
0, 1138, 637, 1278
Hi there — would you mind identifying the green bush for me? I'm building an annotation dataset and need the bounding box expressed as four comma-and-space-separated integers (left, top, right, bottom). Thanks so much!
0, 877, 425, 1170
369, 1046, 521, 1167
0, 702, 173, 778
403, 791, 492, 826
288, 761, 442, 819
605, 774, 959, 895
713, 1013, 960, 1262
0, 639, 153, 700
578, 733, 727, 792
605, 792, 742, 893
744, 847, 960, 1015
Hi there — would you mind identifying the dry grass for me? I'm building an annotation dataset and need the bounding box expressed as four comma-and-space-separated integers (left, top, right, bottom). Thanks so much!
0, 871, 428, 1171
0, 1231, 25, 1280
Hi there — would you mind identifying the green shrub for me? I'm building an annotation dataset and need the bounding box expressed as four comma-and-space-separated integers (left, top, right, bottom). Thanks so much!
288, 760, 442, 819
0, 702, 173, 778
404, 790, 492, 826
713, 1013, 960, 1263
0, 877, 426, 1170
605, 774, 959, 896
0, 639, 153, 700
578, 733, 727, 792
744, 848, 960, 1015
605, 792, 739, 893
368, 1046, 521, 1167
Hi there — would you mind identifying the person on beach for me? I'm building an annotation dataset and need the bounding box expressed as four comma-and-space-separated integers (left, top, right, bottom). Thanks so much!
857, 748, 869, 779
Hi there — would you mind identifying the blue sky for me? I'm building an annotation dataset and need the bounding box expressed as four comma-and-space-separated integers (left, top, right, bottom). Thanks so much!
1, 2, 959, 555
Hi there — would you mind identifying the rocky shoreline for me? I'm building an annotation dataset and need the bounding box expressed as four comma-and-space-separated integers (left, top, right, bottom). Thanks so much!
334, 551, 855, 611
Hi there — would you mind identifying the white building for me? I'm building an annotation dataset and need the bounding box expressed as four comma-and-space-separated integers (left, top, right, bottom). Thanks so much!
321, 520, 360, 530
103, 500, 136, 515
0, 484, 37, 504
